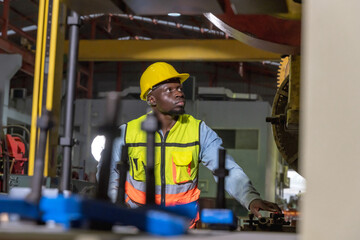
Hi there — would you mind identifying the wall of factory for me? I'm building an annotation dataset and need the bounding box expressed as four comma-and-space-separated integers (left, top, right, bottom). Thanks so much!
73, 98, 279, 208
189, 101, 277, 200
92, 62, 277, 104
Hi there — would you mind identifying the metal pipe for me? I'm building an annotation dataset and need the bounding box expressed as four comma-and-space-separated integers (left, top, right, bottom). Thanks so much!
2, 0, 10, 39
141, 111, 159, 205
0, 18, 36, 43
215, 148, 228, 209
2, 131, 9, 193
96, 92, 120, 200
26, 110, 54, 204
145, 124, 155, 205
59, 10, 81, 192
116, 145, 129, 206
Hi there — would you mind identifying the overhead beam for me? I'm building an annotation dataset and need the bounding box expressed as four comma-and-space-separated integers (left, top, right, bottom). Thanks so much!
0, 38, 35, 64
65, 39, 281, 62
0, 38, 35, 75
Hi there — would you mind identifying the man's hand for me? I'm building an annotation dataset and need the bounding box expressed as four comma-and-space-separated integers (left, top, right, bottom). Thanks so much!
249, 199, 282, 218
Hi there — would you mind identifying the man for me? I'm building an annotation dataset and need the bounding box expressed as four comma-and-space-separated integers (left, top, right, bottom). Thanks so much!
97, 62, 281, 226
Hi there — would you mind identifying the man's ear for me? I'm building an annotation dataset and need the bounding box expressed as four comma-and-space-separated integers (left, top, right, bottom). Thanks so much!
147, 95, 156, 106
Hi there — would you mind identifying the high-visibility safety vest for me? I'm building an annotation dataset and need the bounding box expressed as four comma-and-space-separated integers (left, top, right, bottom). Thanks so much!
124, 114, 201, 206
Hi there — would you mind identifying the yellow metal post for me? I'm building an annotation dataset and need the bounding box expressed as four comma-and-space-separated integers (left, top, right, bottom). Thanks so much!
29, 0, 66, 176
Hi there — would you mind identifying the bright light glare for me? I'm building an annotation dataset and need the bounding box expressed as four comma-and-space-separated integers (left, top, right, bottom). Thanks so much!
91, 135, 106, 162
283, 170, 306, 201
168, 12, 181, 17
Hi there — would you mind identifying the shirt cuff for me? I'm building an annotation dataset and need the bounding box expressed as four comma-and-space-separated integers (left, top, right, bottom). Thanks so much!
244, 194, 262, 210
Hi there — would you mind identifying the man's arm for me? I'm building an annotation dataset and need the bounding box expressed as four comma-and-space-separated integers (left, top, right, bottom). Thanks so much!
199, 122, 281, 216
96, 124, 126, 202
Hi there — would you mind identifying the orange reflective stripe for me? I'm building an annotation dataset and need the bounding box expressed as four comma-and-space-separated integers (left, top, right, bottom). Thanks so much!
165, 187, 201, 206
126, 180, 201, 206
125, 181, 146, 205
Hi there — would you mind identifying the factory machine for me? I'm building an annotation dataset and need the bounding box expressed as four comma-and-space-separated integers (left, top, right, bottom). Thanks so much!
0, 0, 302, 239
0, 96, 297, 239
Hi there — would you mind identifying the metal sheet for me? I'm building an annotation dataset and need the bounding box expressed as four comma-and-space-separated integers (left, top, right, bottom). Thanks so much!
64, 0, 122, 16
204, 13, 299, 54
123, 0, 223, 15
229, 0, 288, 14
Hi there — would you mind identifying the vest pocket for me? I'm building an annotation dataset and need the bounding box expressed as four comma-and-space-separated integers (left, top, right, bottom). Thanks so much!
130, 154, 146, 181
172, 151, 193, 184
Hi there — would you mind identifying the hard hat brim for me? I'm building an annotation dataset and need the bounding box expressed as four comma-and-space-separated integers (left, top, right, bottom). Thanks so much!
177, 73, 190, 84
141, 73, 190, 100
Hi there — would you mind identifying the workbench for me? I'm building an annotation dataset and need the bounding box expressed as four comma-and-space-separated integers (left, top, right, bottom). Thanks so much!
0, 223, 297, 240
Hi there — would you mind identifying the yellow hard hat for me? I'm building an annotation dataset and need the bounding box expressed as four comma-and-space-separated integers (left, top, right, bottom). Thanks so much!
140, 62, 190, 100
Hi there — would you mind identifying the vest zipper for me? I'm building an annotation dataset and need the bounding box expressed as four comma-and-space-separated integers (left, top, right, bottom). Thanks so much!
159, 131, 169, 205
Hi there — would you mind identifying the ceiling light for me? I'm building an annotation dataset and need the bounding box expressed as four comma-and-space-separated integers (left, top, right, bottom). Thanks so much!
168, 13, 181, 17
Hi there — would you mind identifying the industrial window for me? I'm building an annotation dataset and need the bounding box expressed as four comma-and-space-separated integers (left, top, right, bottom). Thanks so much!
235, 129, 259, 150
213, 129, 235, 149
213, 129, 259, 150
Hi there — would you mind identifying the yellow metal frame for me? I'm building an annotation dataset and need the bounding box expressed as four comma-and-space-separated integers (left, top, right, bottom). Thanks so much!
65, 39, 281, 62
29, 0, 66, 176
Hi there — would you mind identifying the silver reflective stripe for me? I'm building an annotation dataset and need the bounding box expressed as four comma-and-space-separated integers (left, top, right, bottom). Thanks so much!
127, 174, 146, 191
127, 197, 141, 208
126, 174, 198, 195
165, 179, 198, 194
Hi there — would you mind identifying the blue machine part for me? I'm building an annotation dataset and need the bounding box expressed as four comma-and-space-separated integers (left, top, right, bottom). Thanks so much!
40, 195, 84, 229
150, 201, 198, 220
0, 195, 40, 219
201, 208, 236, 225
40, 194, 197, 236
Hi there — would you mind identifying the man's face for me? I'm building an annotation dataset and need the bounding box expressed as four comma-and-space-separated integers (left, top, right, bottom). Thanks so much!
150, 81, 186, 115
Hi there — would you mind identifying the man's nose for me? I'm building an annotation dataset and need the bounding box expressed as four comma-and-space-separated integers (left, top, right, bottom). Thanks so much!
175, 89, 184, 98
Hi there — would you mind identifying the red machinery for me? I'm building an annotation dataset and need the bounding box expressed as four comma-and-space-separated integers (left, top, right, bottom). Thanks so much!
0, 126, 29, 191
1, 134, 28, 174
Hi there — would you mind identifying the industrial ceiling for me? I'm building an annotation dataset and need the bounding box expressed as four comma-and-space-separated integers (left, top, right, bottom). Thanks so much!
0, 0, 301, 103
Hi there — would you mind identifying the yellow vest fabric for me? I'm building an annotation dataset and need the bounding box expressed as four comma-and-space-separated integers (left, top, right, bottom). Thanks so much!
125, 113, 201, 205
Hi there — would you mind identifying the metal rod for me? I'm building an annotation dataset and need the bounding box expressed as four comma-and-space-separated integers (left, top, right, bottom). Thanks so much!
96, 92, 120, 200
26, 110, 54, 204
59, 10, 81, 192
0, 90, 4, 192
0, 18, 36, 43
145, 128, 155, 204
215, 148, 228, 209
2, 0, 10, 39
141, 111, 159, 205
2, 132, 9, 193
116, 145, 129, 205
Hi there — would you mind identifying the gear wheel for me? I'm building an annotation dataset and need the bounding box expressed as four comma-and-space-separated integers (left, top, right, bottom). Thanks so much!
270, 76, 299, 172
277, 56, 290, 87
267, 55, 301, 173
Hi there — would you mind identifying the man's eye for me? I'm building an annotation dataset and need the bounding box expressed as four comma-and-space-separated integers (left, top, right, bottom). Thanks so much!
165, 88, 171, 92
